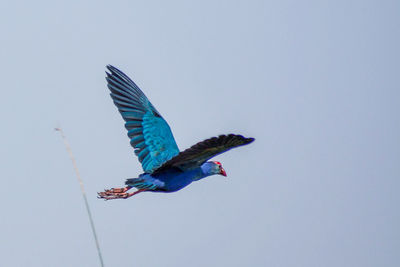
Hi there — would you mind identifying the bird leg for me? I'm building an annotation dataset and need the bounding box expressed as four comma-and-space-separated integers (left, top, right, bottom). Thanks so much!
98, 187, 146, 200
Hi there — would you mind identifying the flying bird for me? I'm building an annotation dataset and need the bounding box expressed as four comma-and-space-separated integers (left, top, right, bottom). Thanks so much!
98, 65, 254, 200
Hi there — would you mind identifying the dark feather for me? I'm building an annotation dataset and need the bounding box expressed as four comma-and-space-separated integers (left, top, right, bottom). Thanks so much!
154, 134, 255, 173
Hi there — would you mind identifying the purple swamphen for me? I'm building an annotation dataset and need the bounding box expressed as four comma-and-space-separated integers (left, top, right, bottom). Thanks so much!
98, 65, 254, 200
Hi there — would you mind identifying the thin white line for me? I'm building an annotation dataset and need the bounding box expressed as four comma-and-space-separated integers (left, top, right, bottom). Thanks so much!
55, 127, 105, 267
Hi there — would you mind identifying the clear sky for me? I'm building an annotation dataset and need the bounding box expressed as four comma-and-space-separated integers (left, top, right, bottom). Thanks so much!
1, 0, 399, 266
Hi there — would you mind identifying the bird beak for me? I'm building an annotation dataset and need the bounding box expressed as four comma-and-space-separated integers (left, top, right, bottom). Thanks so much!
220, 167, 227, 177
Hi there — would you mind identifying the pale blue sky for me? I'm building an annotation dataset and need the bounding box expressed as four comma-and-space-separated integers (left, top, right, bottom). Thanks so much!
1, 0, 399, 266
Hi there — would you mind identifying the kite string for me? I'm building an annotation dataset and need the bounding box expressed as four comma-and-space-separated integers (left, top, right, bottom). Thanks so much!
55, 127, 105, 267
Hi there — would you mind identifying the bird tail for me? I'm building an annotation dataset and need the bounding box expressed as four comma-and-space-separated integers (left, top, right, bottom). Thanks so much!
125, 175, 164, 190
125, 178, 136, 185
125, 178, 145, 188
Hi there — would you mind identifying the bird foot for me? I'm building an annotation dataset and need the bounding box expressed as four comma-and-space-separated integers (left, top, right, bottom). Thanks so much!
106, 187, 131, 194
97, 187, 145, 200
97, 192, 130, 200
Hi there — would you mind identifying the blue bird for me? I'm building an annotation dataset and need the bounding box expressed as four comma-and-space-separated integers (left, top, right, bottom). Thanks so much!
98, 65, 254, 200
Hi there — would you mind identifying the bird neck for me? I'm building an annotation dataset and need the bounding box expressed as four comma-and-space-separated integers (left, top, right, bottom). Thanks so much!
192, 163, 216, 182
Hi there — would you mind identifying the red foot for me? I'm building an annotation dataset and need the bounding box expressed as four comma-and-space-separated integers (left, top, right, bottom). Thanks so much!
105, 186, 132, 194
98, 187, 146, 200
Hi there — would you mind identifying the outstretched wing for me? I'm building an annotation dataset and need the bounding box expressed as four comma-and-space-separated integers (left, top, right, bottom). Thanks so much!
106, 65, 180, 173
154, 134, 254, 173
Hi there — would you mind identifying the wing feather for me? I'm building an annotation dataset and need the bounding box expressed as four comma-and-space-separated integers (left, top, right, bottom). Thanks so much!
154, 134, 254, 173
106, 65, 180, 173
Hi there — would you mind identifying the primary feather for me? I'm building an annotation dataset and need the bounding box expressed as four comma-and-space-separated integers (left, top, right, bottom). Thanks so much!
98, 65, 255, 200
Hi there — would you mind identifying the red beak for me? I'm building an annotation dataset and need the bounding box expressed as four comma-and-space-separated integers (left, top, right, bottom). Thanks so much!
220, 167, 227, 177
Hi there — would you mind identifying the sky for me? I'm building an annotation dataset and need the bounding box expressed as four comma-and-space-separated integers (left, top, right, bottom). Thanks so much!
0, 0, 399, 266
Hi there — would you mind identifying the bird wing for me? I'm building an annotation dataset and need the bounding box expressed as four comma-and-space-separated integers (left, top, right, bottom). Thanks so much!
106, 65, 180, 173
154, 134, 254, 173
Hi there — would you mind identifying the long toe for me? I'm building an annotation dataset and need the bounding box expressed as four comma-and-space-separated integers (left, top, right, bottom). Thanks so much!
104, 186, 131, 194
97, 192, 108, 198
97, 188, 145, 200
98, 192, 118, 200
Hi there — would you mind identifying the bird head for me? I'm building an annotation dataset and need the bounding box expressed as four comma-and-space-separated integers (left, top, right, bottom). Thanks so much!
210, 161, 227, 177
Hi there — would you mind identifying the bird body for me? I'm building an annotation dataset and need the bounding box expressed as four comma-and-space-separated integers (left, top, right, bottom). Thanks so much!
98, 65, 254, 200
125, 161, 224, 193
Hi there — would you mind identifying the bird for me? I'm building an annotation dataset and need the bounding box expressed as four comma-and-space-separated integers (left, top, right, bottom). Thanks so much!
98, 65, 255, 200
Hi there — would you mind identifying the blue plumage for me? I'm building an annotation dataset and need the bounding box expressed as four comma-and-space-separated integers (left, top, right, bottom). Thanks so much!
98, 66, 254, 200
106, 65, 179, 173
